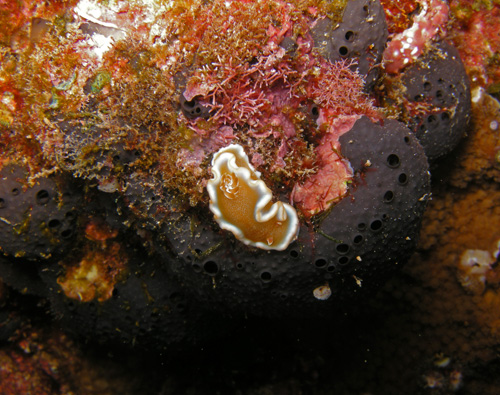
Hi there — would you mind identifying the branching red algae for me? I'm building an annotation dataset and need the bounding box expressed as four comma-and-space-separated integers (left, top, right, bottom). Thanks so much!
448, 0, 500, 90
0, 0, 379, 220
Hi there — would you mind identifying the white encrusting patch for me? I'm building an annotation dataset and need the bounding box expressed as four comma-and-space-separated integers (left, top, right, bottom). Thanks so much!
313, 284, 332, 300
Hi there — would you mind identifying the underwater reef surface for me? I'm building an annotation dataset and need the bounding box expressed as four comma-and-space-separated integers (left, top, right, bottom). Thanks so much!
0, 0, 499, 393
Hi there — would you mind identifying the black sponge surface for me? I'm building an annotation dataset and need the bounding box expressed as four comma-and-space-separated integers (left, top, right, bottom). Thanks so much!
158, 117, 430, 318
401, 41, 472, 161
0, 165, 80, 260
312, 0, 388, 88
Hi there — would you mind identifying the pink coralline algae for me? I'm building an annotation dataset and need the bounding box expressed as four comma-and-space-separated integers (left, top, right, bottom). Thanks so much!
291, 114, 359, 217
449, 1, 500, 89
383, 0, 449, 74
176, 125, 236, 179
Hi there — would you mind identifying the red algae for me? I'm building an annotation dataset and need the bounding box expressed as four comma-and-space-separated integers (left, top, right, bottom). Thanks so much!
449, 0, 500, 90
382, 0, 449, 74
310, 59, 379, 118
0, 0, 378, 214
379, 0, 419, 34
0, 0, 79, 47
291, 114, 358, 217
0, 326, 142, 395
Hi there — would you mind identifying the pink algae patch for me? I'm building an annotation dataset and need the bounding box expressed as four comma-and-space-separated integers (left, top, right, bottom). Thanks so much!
291, 114, 359, 218
383, 0, 449, 74
176, 125, 235, 179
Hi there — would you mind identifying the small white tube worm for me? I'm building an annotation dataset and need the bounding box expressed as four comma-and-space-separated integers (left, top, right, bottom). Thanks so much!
207, 144, 299, 251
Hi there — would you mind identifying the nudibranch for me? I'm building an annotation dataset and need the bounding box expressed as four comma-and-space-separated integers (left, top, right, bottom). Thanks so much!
207, 144, 299, 251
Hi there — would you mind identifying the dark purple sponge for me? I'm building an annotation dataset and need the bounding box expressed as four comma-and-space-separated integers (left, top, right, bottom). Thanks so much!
399, 40, 472, 161
312, 0, 388, 88
37, 247, 221, 351
0, 165, 80, 260
158, 117, 430, 318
